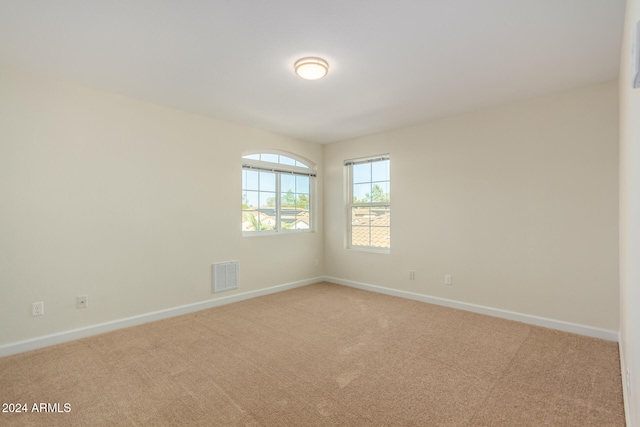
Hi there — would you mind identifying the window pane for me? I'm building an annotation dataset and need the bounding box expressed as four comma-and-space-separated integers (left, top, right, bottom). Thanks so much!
353, 183, 371, 203
243, 154, 260, 160
281, 174, 295, 193
280, 206, 295, 230
370, 206, 390, 248
242, 210, 258, 231
279, 155, 296, 166
296, 193, 309, 209
259, 172, 276, 192
259, 192, 276, 209
243, 191, 259, 208
370, 182, 390, 202
353, 163, 371, 184
295, 160, 309, 168
370, 206, 391, 224
261, 153, 279, 163
243, 170, 259, 191
370, 225, 390, 248
257, 209, 276, 230
371, 159, 390, 182
281, 190, 296, 207
296, 175, 310, 191
295, 213, 310, 229
351, 225, 371, 247
351, 206, 371, 225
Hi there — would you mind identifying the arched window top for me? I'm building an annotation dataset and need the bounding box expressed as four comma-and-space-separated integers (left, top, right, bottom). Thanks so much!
242, 152, 311, 169
242, 151, 315, 177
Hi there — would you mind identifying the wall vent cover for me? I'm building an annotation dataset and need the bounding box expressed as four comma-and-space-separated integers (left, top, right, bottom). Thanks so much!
212, 261, 239, 293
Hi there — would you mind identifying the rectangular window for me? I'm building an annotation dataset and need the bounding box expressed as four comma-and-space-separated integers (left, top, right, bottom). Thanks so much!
345, 154, 390, 251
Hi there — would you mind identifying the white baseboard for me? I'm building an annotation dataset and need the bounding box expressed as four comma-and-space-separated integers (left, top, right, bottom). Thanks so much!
324, 276, 619, 342
1, 276, 619, 358
0, 277, 322, 358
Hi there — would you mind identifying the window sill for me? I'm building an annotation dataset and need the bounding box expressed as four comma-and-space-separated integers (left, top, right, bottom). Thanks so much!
242, 230, 315, 237
347, 246, 390, 254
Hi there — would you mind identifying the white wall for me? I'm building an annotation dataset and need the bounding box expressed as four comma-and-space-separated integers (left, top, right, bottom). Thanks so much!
324, 81, 619, 331
0, 67, 323, 346
620, 0, 640, 421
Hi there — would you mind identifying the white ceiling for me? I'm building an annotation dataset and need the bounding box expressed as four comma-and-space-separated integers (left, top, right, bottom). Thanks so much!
0, 1, 626, 144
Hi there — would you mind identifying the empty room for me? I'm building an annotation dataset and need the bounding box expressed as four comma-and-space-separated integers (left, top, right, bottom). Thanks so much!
1, 1, 639, 426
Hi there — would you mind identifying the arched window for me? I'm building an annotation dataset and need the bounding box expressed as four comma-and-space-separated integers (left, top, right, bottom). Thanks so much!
242, 152, 315, 234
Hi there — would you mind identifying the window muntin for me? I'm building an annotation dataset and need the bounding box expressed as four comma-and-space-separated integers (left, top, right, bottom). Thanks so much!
242, 152, 314, 234
346, 155, 390, 250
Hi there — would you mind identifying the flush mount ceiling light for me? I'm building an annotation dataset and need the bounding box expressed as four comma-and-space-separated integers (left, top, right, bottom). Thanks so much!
294, 57, 329, 80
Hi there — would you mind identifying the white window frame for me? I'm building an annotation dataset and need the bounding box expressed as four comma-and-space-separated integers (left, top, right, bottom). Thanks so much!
345, 154, 391, 252
242, 152, 316, 236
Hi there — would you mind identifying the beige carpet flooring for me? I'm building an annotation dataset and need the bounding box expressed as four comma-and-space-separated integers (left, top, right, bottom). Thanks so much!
0, 282, 625, 426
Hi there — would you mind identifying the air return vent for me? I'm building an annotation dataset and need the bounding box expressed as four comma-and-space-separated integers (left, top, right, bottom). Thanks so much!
212, 261, 239, 293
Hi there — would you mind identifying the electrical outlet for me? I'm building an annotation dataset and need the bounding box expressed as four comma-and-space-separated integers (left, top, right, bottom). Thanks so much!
445, 274, 452, 285
409, 271, 415, 280
32, 302, 44, 316
77, 295, 88, 309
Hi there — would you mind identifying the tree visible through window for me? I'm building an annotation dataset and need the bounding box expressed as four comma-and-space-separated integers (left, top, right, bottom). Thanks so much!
242, 153, 315, 233
346, 154, 390, 250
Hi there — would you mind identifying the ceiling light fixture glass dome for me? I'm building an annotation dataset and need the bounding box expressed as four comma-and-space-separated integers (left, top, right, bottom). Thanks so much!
294, 57, 329, 80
